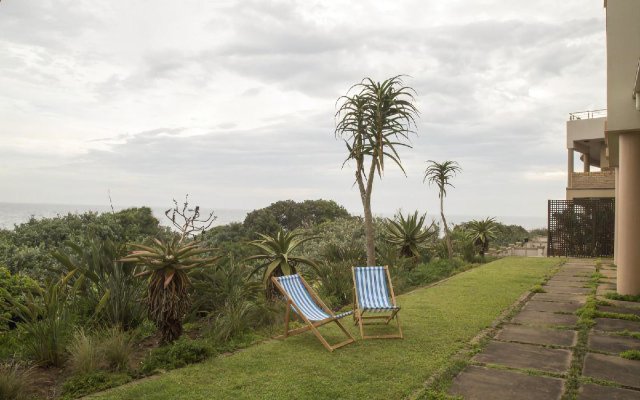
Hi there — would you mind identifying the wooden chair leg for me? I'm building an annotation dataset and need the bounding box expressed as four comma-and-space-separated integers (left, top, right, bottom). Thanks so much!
284, 304, 291, 337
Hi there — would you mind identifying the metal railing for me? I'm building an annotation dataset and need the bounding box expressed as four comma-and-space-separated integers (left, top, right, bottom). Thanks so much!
569, 109, 607, 121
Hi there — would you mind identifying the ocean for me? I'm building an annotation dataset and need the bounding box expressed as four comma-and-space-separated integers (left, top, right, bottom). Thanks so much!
0, 202, 547, 231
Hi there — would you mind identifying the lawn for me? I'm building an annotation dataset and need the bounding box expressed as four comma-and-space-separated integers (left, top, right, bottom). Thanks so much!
90, 257, 560, 400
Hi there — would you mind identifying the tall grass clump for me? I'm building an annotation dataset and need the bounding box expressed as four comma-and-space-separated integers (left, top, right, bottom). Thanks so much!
0, 363, 32, 400
11, 281, 72, 366
67, 329, 100, 374
100, 328, 132, 372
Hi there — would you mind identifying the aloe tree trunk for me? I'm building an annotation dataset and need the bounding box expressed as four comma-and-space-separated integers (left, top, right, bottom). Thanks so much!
356, 160, 378, 266
440, 194, 453, 259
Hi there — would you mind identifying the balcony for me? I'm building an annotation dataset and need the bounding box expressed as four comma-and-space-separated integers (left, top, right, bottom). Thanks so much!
570, 170, 615, 189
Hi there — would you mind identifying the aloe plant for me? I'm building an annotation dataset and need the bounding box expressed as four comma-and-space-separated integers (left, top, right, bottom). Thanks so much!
245, 229, 319, 298
465, 217, 498, 257
336, 76, 419, 265
120, 236, 220, 343
384, 211, 437, 259
424, 160, 461, 259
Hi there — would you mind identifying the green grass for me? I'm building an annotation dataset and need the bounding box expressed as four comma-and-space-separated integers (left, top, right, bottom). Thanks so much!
91, 257, 560, 400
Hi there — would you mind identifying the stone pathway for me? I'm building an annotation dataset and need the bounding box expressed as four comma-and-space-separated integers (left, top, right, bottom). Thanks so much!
449, 259, 640, 400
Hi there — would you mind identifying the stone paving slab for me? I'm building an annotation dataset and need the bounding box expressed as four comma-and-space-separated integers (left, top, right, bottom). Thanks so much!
512, 310, 577, 327
588, 332, 640, 353
531, 293, 587, 304
544, 280, 589, 288
522, 300, 580, 313
449, 366, 565, 400
597, 286, 617, 296
583, 353, 640, 389
601, 270, 617, 278
473, 341, 571, 373
578, 383, 640, 400
604, 299, 640, 310
594, 318, 640, 332
543, 286, 591, 295
547, 276, 590, 283
599, 305, 640, 317
496, 324, 577, 347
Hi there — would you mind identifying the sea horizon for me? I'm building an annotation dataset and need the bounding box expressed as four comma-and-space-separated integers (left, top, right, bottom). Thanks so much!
0, 201, 547, 231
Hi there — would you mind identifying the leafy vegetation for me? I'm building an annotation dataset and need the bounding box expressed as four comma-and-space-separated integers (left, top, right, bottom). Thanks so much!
336, 76, 419, 266
140, 339, 212, 375
0, 195, 548, 398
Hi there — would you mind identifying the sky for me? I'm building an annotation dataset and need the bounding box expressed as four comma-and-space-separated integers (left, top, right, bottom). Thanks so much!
0, 0, 607, 220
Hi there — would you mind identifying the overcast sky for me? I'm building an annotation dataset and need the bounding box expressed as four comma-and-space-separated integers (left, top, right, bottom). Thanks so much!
0, 0, 606, 220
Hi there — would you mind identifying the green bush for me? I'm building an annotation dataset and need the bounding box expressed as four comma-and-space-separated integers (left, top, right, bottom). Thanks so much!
0, 207, 161, 280
61, 371, 131, 400
67, 329, 100, 375
395, 258, 471, 293
0, 266, 40, 331
314, 259, 354, 309
140, 339, 212, 375
0, 363, 32, 400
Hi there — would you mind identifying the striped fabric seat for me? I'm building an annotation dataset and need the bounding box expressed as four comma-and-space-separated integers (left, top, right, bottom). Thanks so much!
277, 275, 353, 321
354, 266, 400, 312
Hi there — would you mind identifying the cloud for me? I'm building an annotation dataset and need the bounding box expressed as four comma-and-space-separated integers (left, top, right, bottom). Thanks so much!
0, 0, 606, 221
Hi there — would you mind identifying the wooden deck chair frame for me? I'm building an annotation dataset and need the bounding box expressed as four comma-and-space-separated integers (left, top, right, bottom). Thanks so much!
352, 265, 403, 340
271, 275, 355, 352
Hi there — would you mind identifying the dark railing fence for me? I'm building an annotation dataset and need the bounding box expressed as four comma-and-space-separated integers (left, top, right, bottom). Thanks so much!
547, 198, 615, 258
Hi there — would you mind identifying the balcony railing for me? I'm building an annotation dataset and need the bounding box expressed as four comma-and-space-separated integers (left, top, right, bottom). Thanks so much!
569, 109, 607, 121
569, 171, 615, 189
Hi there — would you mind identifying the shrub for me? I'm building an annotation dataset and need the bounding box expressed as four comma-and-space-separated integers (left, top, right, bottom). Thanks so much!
140, 339, 212, 375
0, 363, 32, 400
67, 329, 100, 375
61, 371, 131, 400
314, 259, 354, 309
100, 328, 132, 372
0, 266, 40, 331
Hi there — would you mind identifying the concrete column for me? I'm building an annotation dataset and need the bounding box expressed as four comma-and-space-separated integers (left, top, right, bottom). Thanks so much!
583, 152, 591, 173
568, 149, 574, 187
617, 133, 640, 295
614, 167, 619, 265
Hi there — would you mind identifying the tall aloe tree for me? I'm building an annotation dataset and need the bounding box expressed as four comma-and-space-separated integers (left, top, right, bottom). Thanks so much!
384, 211, 436, 258
466, 217, 498, 258
424, 160, 461, 259
246, 228, 320, 299
336, 76, 419, 266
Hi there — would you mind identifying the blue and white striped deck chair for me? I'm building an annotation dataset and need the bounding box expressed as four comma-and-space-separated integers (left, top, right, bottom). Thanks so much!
272, 274, 355, 352
352, 266, 403, 339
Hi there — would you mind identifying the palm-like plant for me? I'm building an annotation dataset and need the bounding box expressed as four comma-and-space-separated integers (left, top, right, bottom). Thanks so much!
424, 160, 461, 259
336, 76, 419, 266
465, 217, 498, 258
245, 229, 319, 298
384, 211, 437, 259
120, 236, 220, 344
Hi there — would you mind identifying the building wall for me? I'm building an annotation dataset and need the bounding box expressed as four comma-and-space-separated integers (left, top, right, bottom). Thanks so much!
606, 0, 640, 135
